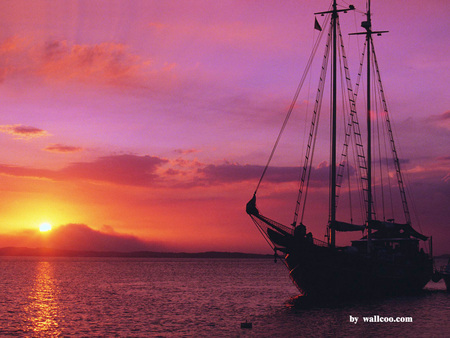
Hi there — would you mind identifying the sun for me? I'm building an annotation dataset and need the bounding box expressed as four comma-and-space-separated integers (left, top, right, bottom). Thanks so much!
39, 222, 52, 232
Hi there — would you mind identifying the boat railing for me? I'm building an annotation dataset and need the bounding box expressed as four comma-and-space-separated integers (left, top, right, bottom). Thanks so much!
312, 237, 328, 247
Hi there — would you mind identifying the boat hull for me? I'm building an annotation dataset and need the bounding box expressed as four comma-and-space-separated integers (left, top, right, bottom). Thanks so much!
443, 275, 450, 292
283, 240, 432, 299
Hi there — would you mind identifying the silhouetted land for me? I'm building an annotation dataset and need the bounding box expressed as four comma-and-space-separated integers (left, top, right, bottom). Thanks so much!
0, 247, 273, 259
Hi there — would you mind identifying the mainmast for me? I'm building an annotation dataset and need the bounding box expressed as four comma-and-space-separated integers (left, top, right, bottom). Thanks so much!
316, 1, 354, 247
365, 0, 373, 252
331, 0, 338, 248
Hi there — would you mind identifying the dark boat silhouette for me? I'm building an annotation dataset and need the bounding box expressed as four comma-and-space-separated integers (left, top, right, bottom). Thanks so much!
439, 259, 450, 292
246, 0, 433, 300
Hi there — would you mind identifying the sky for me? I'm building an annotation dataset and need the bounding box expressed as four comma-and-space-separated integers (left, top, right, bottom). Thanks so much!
0, 0, 448, 254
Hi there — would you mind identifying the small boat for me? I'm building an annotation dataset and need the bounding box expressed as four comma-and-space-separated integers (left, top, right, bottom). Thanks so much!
246, 0, 433, 300
439, 259, 450, 292
240, 320, 252, 329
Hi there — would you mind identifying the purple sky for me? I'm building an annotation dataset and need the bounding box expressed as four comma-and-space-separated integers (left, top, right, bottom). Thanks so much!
0, 0, 448, 254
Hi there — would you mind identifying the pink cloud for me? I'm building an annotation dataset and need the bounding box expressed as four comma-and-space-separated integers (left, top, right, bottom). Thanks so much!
48, 223, 166, 252
0, 154, 168, 187
0, 153, 343, 189
196, 161, 336, 187
427, 110, 450, 130
0, 224, 167, 252
0, 37, 150, 87
0, 36, 28, 82
0, 151, 442, 198
146, 19, 288, 51
0, 164, 54, 179
173, 148, 200, 155
0, 36, 210, 104
59, 154, 169, 186
172, 158, 203, 169
0, 124, 50, 139
0, 36, 293, 132
44, 144, 83, 153
38, 40, 141, 85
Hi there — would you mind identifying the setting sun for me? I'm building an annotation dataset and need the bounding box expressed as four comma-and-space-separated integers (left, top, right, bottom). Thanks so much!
39, 223, 52, 232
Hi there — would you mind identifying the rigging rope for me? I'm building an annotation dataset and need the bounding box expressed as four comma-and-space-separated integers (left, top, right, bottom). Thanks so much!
337, 30, 351, 222
249, 216, 275, 250
371, 39, 411, 224
253, 14, 330, 195
352, 40, 369, 224
382, 110, 395, 220
294, 24, 332, 226
374, 64, 386, 221
334, 21, 369, 223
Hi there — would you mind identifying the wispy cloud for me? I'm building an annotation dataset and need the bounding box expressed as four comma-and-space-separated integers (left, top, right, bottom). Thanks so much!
0, 153, 347, 189
0, 154, 168, 187
60, 154, 169, 186
147, 20, 283, 50
195, 161, 334, 187
427, 110, 450, 130
0, 124, 50, 139
0, 35, 293, 131
44, 144, 83, 153
38, 40, 141, 85
173, 148, 200, 155
0, 37, 151, 88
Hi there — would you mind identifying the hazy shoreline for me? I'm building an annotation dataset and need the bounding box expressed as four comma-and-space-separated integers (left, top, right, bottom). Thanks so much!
0, 247, 274, 259
1, 247, 448, 260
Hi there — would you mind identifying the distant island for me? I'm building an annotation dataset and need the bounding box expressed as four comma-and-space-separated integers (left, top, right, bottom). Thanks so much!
0, 247, 273, 259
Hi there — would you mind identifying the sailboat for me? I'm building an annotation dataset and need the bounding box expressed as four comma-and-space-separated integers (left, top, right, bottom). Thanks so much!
246, 0, 433, 299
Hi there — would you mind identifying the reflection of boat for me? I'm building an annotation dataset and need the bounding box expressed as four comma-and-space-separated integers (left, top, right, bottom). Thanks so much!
246, 0, 433, 300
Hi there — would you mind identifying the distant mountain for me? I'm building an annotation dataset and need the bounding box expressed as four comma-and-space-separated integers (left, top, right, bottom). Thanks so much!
0, 247, 273, 259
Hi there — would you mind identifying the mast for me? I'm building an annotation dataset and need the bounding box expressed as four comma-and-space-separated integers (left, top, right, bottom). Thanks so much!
366, 0, 373, 253
316, 1, 354, 248
331, 0, 338, 248
350, 0, 388, 253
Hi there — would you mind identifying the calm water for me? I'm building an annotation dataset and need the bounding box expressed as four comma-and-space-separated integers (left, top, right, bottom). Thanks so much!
0, 257, 448, 337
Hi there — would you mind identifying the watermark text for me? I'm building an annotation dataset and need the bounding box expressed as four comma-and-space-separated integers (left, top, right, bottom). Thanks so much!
349, 315, 413, 324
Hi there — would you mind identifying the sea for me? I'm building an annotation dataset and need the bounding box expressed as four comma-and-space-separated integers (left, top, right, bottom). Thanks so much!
0, 257, 448, 337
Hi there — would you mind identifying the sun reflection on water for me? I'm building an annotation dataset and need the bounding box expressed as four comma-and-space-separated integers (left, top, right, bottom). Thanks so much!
23, 261, 61, 336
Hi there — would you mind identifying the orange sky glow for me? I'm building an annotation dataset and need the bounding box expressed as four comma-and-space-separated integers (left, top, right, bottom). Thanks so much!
0, 0, 448, 254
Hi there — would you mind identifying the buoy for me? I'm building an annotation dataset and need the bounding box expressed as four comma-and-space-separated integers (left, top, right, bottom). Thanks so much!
240, 320, 252, 329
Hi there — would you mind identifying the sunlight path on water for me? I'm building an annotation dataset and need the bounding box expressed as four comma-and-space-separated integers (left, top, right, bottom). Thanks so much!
22, 261, 61, 336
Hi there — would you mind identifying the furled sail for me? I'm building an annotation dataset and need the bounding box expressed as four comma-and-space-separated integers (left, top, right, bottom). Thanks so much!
330, 221, 365, 232
369, 220, 428, 240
